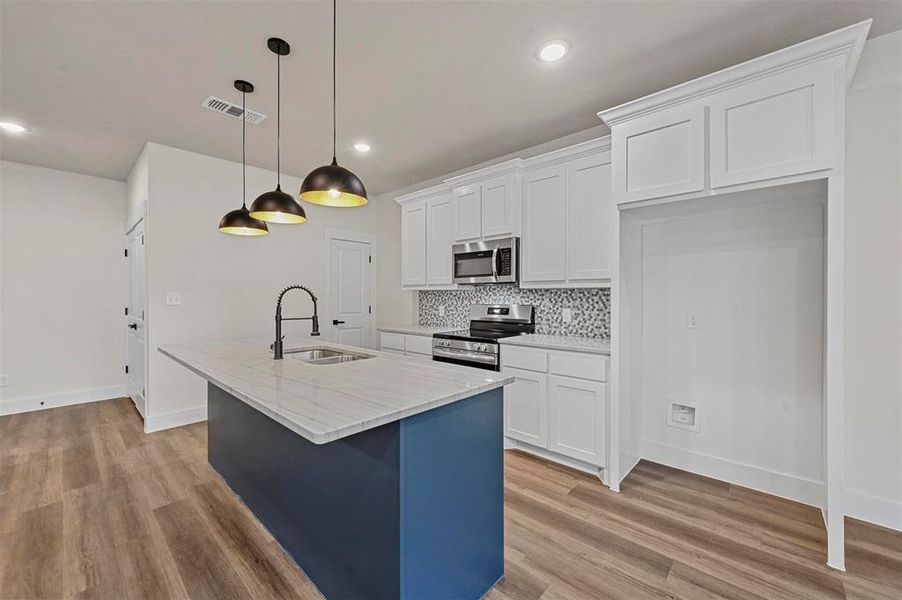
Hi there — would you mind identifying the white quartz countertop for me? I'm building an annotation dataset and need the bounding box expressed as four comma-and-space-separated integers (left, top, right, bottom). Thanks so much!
499, 334, 611, 355
159, 338, 512, 445
376, 324, 451, 336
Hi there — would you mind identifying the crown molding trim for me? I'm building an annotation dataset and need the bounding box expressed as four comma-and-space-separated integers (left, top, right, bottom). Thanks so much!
598, 20, 871, 127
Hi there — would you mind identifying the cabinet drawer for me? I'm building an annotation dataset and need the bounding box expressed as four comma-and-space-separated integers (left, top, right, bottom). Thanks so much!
549, 351, 607, 382
404, 334, 433, 356
501, 345, 548, 372
380, 332, 406, 352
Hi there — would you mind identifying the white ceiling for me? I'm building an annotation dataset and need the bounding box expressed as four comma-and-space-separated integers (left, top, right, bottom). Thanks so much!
1, 1, 899, 194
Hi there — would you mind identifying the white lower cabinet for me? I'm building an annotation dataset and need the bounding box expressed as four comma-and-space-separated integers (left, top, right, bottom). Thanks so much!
549, 375, 606, 465
503, 367, 548, 447
501, 345, 608, 470
379, 331, 434, 360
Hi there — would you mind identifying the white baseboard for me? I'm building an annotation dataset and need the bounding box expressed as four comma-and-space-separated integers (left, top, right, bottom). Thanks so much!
640, 439, 824, 508
0, 384, 127, 416
144, 405, 207, 433
845, 489, 902, 532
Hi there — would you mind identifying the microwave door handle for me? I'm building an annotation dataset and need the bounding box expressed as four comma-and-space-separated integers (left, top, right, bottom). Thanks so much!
491, 247, 499, 280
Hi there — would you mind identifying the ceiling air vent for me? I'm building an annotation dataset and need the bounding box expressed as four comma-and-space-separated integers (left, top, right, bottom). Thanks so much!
202, 96, 267, 124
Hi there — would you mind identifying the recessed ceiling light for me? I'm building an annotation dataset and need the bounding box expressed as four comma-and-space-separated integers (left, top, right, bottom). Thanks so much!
0, 121, 28, 134
537, 41, 569, 63
353, 141, 371, 153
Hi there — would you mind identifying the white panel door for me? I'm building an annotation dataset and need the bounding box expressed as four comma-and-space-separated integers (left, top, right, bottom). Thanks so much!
401, 201, 427, 288
125, 222, 146, 416
503, 367, 548, 448
330, 238, 372, 348
612, 104, 706, 203
549, 375, 606, 465
521, 164, 567, 284
426, 192, 454, 286
567, 154, 613, 282
481, 174, 517, 239
452, 185, 482, 241
709, 62, 836, 188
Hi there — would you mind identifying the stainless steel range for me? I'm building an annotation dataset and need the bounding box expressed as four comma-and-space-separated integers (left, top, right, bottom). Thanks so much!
432, 304, 535, 371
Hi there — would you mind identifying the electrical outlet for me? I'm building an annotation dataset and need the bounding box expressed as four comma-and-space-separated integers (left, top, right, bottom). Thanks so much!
562, 307, 573, 323
438, 305, 445, 317
687, 312, 700, 329
166, 292, 183, 306
0, 374, 9, 387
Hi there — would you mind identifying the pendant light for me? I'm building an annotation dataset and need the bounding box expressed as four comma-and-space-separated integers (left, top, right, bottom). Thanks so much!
249, 38, 307, 224
219, 80, 269, 236
299, 0, 368, 207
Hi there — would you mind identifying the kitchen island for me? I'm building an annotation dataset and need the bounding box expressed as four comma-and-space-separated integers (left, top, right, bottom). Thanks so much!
159, 339, 512, 600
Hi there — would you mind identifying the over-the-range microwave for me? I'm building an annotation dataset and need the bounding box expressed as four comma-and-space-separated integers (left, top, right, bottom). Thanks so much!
452, 237, 519, 285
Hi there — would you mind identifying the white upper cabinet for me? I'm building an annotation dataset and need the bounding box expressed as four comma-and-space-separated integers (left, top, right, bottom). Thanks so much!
599, 22, 868, 206
446, 159, 521, 243
426, 191, 454, 286
400, 200, 427, 288
452, 185, 482, 242
611, 104, 706, 204
521, 139, 613, 288
521, 164, 567, 284
708, 62, 836, 188
480, 174, 518, 239
567, 154, 613, 282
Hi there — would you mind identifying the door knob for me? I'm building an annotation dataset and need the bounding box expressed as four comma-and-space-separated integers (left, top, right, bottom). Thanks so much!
128, 323, 138, 330
332, 319, 345, 325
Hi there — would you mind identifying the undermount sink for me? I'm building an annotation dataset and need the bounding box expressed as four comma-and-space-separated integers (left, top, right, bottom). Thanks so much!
283, 347, 374, 365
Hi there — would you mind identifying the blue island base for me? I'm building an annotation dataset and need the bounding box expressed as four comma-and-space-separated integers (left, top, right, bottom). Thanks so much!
207, 382, 504, 600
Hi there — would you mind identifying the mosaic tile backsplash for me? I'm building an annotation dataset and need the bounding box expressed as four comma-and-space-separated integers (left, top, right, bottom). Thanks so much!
418, 285, 610, 338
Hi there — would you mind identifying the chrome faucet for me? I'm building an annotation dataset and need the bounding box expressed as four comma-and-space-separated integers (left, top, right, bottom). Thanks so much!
273, 284, 320, 359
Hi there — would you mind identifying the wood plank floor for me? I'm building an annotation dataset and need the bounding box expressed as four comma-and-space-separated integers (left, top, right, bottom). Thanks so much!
0, 398, 899, 599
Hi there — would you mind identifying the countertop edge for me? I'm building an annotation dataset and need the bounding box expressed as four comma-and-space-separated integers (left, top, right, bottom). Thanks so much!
498, 336, 611, 355
158, 345, 513, 445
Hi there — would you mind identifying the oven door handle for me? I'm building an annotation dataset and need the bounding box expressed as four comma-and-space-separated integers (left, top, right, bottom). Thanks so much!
432, 347, 497, 365
491, 247, 499, 280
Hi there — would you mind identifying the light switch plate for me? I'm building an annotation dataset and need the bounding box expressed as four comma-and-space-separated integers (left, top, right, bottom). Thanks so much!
166, 292, 183, 306
562, 307, 573, 323
0, 374, 8, 387
438, 305, 445, 317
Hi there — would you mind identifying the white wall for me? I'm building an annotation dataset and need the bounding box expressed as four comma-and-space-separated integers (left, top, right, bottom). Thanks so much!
844, 29, 902, 524
141, 143, 412, 428
639, 193, 826, 505
0, 161, 126, 413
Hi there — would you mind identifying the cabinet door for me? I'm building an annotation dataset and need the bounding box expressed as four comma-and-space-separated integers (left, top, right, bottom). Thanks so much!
452, 185, 482, 241
612, 104, 706, 204
401, 201, 427, 288
549, 375, 606, 466
521, 164, 567, 284
503, 367, 548, 448
481, 174, 517, 239
426, 192, 454, 286
566, 154, 613, 283
709, 62, 836, 188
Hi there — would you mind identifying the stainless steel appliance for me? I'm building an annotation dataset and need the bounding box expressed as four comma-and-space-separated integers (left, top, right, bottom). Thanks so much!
432, 304, 535, 371
452, 237, 519, 285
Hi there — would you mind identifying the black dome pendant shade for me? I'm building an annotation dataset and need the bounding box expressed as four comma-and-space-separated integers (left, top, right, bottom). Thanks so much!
249, 38, 307, 224
299, 0, 367, 208
219, 80, 269, 236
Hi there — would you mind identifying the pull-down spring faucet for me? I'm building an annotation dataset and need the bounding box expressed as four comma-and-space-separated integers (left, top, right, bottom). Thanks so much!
273, 284, 320, 360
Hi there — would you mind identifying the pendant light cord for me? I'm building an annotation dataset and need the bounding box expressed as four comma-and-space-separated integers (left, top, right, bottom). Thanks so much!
242, 89, 247, 208
277, 52, 282, 187
332, 0, 337, 162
